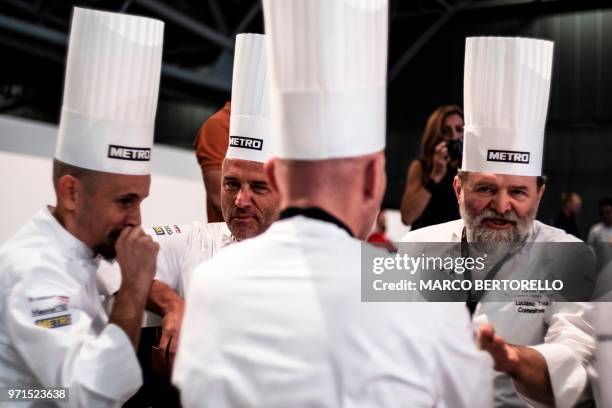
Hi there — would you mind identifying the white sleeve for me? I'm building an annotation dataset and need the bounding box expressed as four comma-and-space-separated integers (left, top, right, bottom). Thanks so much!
173, 261, 229, 408
146, 224, 192, 291
96, 260, 122, 297
433, 304, 494, 408
518, 302, 595, 408
6, 270, 142, 408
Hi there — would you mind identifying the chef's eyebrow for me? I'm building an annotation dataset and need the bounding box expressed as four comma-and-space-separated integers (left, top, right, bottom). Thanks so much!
508, 184, 529, 191
115, 193, 140, 200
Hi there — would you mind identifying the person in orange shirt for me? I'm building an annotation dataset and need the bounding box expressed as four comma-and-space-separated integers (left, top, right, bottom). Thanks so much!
194, 101, 231, 223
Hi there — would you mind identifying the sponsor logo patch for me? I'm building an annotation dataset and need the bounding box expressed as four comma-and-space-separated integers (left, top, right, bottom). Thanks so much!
229, 136, 263, 151
108, 145, 151, 161
487, 149, 530, 164
152, 227, 165, 236
152, 225, 182, 236
29, 296, 69, 317
35, 314, 72, 329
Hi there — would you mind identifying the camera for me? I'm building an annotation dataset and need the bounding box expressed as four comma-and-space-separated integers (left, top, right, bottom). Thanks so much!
446, 139, 463, 162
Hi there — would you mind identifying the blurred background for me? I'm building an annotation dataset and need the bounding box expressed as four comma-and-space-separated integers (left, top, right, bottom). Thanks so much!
0, 0, 610, 238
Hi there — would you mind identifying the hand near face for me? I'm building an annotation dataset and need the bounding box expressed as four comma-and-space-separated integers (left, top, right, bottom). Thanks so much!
477, 323, 520, 375
115, 226, 160, 295
430, 141, 450, 182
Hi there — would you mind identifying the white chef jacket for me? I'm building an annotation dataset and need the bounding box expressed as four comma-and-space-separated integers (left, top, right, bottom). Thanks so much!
96, 222, 233, 300
0, 207, 141, 408
588, 223, 612, 245
151, 222, 233, 298
402, 219, 595, 408
173, 215, 493, 408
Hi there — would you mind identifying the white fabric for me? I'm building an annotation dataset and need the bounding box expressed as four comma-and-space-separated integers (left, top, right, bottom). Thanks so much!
402, 219, 595, 408
226, 34, 272, 163
262, 0, 387, 160
0, 207, 141, 407
148, 222, 233, 298
463, 37, 554, 176
55, 7, 164, 175
588, 222, 612, 245
174, 216, 493, 408
592, 302, 612, 408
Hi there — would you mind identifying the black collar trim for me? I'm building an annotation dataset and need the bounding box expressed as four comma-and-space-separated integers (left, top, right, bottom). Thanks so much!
279, 207, 354, 238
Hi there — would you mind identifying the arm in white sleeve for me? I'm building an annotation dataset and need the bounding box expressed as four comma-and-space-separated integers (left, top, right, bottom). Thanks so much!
433, 304, 494, 407
6, 271, 142, 408
517, 302, 595, 408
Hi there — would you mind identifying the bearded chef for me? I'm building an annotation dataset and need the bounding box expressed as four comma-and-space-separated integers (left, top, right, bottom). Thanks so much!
0, 7, 163, 407
403, 37, 596, 408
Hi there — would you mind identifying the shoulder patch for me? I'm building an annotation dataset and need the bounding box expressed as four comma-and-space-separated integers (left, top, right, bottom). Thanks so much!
29, 296, 72, 329
29, 295, 69, 317
35, 314, 72, 329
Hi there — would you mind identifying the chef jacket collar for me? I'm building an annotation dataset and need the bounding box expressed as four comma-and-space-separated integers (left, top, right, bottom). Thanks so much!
451, 220, 465, 242
279, 207, 354, 238
38, 205, 96, 260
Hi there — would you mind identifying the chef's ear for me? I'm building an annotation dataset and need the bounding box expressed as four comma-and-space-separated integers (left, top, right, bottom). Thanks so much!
453, 174, 462, 201
363, 152, 385, 202
57, 175, 79, 211
264, 158, 279, 193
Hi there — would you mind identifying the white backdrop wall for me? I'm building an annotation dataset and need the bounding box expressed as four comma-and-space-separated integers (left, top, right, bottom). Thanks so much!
0, 114, 206, 245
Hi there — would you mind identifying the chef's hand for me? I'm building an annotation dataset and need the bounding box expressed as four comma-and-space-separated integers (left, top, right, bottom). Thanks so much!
430, 141, 450, 183
159, 300, 184, 370
115, 226, 159, 295
477, 323, 554, 404
477, 323, 520, 375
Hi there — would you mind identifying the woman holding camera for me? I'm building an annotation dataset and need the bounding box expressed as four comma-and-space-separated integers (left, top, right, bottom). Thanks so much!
400, 105, 464, 230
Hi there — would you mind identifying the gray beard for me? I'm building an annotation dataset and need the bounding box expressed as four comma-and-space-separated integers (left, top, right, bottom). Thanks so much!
460, 202, 536, 254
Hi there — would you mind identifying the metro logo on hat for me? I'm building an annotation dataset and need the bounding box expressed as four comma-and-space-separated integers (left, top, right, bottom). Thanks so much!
263, 0, 388, 160
226, 33, 272, 163
462, 36, 554, 177
55, 7, 164, 175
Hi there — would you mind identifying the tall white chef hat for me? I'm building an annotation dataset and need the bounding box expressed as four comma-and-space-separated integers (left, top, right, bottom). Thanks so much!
55, 7, 164, 175
462, 36, 554, 177
262, 0, 388, 160
226, 33, 271, 163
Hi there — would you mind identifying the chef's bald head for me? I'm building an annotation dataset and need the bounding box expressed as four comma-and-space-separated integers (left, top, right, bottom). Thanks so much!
266, 151, 386, 239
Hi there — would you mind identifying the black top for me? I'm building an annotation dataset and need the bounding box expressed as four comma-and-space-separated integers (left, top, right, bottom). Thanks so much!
411, 159, 460, 231
279, 207, 354, 238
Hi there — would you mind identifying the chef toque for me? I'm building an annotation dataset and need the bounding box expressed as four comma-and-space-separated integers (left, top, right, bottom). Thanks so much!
55, 7, 164, 175
262, 0, 388, 160
462, 36, 554, 176
226, 33, 272, 163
